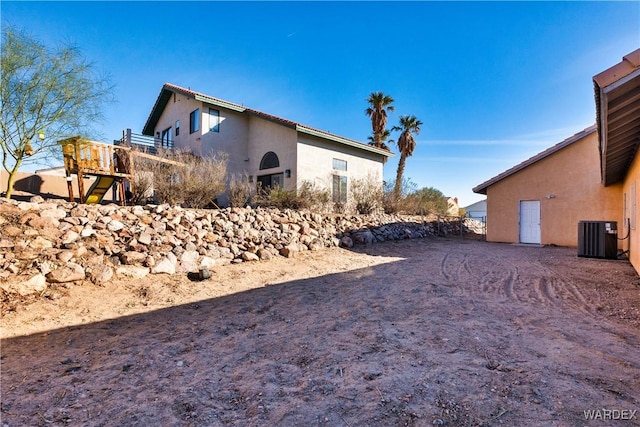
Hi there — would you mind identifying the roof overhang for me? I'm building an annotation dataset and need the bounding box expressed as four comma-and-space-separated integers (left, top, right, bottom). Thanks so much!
297, 125, 394, 157
593, 49, 640, 186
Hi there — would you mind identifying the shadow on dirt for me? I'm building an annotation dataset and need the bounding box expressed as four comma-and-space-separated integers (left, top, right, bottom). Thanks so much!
2, 239, 639, 426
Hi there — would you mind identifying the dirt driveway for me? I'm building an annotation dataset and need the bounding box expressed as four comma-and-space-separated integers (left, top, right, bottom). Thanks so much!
2, 238, 639, 426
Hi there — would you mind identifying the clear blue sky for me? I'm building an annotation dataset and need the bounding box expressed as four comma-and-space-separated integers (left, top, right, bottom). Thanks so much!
3, 1, 639, 206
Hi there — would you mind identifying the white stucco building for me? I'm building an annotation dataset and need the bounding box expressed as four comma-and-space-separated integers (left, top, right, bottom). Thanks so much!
142, 83, 392, 206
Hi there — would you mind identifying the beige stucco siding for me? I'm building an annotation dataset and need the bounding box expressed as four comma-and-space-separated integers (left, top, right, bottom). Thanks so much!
297, 135, 384, 200
247, 116, 298, 190
486, 132, 622, 246
154, 94, 250, 173
623, 151, 639, 272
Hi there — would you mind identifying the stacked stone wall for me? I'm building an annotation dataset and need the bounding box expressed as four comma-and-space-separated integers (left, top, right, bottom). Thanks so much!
0, 197, 472, 295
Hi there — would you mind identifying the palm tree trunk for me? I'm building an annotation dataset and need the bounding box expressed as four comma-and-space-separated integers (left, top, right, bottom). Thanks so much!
394, 154, 407, 199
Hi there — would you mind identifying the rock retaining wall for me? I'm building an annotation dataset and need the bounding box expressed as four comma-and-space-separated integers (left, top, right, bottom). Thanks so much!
0, 197, 476, 295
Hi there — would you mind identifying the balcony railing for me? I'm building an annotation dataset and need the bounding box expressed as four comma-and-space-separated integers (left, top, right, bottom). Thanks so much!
116, 129, 174, 154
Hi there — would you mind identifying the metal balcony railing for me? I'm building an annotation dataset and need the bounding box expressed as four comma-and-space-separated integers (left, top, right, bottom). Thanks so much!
116, 129, 174, 154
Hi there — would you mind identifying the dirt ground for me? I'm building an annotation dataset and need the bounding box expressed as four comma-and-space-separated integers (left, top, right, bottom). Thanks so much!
1, 237, 639, 426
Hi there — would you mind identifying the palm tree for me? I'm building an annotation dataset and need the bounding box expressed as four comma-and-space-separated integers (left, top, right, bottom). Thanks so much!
392, 115, 423, 199
367, 129, 394, 151
365, 92, 394, 148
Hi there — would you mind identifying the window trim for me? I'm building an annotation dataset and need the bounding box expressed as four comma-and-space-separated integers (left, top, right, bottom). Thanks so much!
209, 108, 220, 133
333, 158, 347, 171
189, 108, 200, 134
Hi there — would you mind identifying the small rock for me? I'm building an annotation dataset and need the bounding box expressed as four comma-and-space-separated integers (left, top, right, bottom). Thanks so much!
61, 230, 80, 245
31, 236, 53, 250
256, 248, 272, 260
107, 220, 125, 232
88, 264, 114, 285
0, 238, 14, 248
58, 251, 75, 263
340, 236, 354, 248
151, 257, 176, 275
120, 251, 148, 265
46, 263, 85, 283
15, 274, 47, 296
115, 266, 150, 279
242, 251, 259, 261
199, 256, 217, 269
138, 231, 153, 246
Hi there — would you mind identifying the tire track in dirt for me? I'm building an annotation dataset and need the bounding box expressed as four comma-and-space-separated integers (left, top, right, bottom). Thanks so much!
435, 245, 598, 318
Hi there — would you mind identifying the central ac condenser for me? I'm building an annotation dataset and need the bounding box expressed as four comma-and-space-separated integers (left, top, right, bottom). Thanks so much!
577, 221, 618, 259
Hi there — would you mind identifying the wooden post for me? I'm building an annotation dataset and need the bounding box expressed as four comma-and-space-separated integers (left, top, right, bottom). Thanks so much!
77, 169, 86, 204
65, 174, 74, 203
118, 180, 125, 206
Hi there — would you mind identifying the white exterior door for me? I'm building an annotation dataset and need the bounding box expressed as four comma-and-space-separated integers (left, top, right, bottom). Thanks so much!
520, 200, 541, 244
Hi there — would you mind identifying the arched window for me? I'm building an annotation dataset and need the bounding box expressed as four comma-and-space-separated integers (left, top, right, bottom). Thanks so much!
259, 151, 280, 170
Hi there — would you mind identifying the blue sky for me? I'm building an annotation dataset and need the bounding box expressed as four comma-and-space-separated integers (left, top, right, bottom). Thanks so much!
3, 1, 639, 206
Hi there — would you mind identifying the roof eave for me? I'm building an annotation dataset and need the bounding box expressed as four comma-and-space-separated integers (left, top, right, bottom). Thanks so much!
472, 125, 597, 195
297, 125, 394, 158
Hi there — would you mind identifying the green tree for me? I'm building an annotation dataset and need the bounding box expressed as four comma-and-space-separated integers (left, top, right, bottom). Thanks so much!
407, 186, 448, 215
365, 92, 394, 149
1, 26, 113, 199
392, 115, 423, 199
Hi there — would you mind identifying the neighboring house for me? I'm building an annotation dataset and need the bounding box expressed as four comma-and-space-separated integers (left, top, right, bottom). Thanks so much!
464, 199, 487, 220
141, 83, 392, 207
473, 48, 639, 274
473, 126, 622, 247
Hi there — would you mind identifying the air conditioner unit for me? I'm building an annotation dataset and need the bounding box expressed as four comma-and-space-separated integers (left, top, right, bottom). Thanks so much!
577, 221, 618, 259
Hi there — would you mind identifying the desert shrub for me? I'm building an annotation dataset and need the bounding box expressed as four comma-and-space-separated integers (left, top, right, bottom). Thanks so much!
131, 149, 227, 208
382, 179, 449, 216
403, 186, 449, 215
298, 180, 332, 212
228, 173, 254, 208
350, 172, 383, 214
253, 180, 332, 211
383, 177, 417, 213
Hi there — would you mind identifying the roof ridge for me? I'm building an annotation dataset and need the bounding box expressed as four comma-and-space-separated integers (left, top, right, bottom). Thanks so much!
472, 125, 597, 194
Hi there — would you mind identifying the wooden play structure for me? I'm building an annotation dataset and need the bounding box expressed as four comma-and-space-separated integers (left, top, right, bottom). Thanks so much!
58, 137, 183, 205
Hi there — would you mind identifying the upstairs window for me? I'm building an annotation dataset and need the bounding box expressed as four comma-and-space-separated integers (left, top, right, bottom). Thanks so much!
333, 158, 347, 171
209, 108, 220, 132
190, 108, 200, 134
175, 120, 180, 136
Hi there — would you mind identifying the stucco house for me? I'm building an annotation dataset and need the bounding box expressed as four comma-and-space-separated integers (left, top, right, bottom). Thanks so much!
141, 83, 392, 207
473, 49, 639, 274
464, 199, 487, 220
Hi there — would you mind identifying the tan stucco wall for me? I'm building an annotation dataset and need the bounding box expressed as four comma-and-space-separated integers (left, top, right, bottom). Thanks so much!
247, 116, 298, 191
622, 151, 640, 273
297, 135, 385, 208
485, 131, 622, 247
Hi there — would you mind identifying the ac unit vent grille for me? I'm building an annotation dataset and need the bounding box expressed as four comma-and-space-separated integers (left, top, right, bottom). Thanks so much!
577, 221, 617, 259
